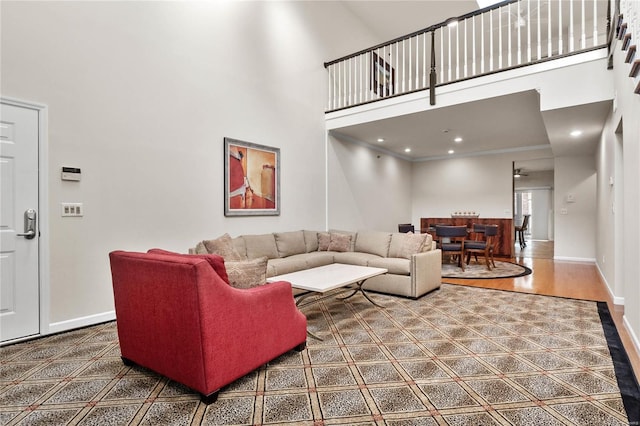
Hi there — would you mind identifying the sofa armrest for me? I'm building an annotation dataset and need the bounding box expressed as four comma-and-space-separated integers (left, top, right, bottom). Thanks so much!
410, 249, 442, 297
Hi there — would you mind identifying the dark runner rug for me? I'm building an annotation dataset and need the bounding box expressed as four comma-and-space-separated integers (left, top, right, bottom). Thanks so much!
442, 260, 532, 279
1, 284, 638, 425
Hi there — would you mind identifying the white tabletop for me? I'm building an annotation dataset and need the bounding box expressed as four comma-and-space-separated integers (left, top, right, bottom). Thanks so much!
267, 263, 387, 293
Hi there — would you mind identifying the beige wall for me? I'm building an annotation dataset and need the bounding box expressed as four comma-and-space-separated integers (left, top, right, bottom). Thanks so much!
0, 1, 376, 330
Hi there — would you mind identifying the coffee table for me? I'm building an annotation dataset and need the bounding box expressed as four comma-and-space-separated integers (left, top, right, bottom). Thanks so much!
267, 263, 388, 339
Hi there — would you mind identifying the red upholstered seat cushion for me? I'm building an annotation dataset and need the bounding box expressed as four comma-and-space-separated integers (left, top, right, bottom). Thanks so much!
147, 248, 230, 284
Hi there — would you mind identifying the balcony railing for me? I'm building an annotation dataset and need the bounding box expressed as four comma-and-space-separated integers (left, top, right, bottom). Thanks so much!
324, 0, 610, 112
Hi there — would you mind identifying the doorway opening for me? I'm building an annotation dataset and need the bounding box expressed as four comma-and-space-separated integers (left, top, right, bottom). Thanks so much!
513, 159, 554, 259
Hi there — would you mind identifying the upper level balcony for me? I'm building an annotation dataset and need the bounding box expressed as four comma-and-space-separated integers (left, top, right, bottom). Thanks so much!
324, 0, 613, 114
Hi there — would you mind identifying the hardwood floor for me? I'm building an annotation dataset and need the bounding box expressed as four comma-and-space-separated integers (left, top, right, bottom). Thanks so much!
443, 254, 640, 383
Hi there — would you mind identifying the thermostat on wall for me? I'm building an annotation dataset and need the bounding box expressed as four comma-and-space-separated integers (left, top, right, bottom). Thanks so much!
61, 167, 81, 181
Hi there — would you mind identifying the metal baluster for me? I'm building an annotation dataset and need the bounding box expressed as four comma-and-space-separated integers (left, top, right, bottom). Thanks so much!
498, 7, 501, 70
440, 27, 444, 83
472, 15, 477, 76
416, 35, 420, 90
548, 0, 552, 57
448, 25, 452, 82
464, 19, 468, 78
527, 0, 531, 62
456, 22, 460, 80
569, 0, 574, 52
558, 0, 563, 55
481, 13, 485, 73
593, 0, 598, 46
395, 41, 399, 95
537, 0, 542, 60
489, 9, 494, 72
517, 0, 522, 64
408, 38, 412, 92
423, 32, 427, 88
581, 0, 586, 49
508, 3, 512, 66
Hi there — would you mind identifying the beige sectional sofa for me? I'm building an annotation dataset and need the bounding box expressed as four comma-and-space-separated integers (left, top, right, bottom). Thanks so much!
192, 230, 442, 299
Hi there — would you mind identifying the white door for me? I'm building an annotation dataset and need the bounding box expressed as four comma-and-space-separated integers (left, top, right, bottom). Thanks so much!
1, 102, 40, 342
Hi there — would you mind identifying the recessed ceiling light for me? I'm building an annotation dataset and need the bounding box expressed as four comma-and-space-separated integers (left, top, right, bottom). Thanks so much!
377, 138, 385, 143
454, 137, 463, 143
404, 148, 411, 153
448, 149, 455, 154
570, 130, 583, 137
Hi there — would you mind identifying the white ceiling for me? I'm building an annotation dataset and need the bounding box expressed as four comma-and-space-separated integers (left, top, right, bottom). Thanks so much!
335, 1, 612, 169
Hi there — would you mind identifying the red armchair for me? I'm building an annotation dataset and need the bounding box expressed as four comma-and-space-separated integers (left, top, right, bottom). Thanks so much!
109, 250, 307, 403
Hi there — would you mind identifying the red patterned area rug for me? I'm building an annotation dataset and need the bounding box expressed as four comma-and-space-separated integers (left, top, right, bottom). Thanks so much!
1, 284, 638, 425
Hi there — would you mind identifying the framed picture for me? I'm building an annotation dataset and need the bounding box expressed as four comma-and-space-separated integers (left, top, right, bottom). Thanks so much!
371, 52, 395, 96
224, 137, 280, 216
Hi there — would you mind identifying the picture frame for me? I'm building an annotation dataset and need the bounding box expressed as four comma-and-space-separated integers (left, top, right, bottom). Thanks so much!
371, 52, 395, 96
224, 137, 280, 216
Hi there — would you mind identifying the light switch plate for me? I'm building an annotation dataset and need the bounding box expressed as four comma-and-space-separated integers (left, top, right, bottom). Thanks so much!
61, 203, 83, 217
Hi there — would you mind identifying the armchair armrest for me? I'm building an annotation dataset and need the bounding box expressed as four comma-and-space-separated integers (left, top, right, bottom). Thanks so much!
196, 276, 307, 392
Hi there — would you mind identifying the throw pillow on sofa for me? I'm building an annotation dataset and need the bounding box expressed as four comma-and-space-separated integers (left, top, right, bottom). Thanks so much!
328, 232, 351, 252
398, 232, 428, 259
225, 256, 269, 289
146, 249, 230, 284
203, 233, 244, 261
317, 232, 331, 251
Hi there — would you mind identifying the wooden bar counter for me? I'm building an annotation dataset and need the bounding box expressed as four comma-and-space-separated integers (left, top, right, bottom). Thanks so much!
421, 217, 513, 258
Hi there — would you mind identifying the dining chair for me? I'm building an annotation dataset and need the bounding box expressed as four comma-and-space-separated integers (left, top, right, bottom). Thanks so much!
398, 223, 415, 233
515, 214, 530, 248
465, 224, 498, 270
435, 225, 468, 271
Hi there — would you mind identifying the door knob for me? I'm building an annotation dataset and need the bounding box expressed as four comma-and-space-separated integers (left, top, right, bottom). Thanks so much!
17, 209, 37, 239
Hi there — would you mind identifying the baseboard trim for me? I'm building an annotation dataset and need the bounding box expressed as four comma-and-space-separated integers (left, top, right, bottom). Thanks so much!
553, 256, 596, 263
48, 311, 116, 335
623, 315, 640, 365
595, 262, 625, 306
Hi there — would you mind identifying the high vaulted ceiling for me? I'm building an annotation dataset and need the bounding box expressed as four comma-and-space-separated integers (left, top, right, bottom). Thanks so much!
335, 1, 612, 169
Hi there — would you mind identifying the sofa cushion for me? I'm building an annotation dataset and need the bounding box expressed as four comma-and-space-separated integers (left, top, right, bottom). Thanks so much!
328, 233, 352, 252
355, 231, 392, 257
367, 257, 411, 275
202, 233, 244, 261
146, 248, 230, 284
317, 232, 330, 251
268, 255, 309, 276
301, 252, 335, 268
303, 230, 319, 252
333, 251, 380, 266
225, 256, 268, 289
232, 236, 247, 259
242, 234, 279, 259
274, 231, 306, 258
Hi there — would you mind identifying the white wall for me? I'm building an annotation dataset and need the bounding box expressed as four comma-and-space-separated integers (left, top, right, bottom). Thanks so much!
410, 149, 554, 226
602, 4, 640, 350
327, 134, 413, 232
0, 1, 376, 330
553, 156, 597, 262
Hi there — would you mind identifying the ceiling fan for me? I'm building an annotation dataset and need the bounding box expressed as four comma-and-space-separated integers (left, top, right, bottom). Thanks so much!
513, 168, 529, 178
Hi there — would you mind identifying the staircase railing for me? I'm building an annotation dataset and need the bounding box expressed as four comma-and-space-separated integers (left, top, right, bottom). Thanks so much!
324, 0, 610, 112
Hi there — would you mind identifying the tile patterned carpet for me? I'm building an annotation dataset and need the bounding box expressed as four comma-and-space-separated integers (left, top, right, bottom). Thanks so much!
1, 284, 637, 425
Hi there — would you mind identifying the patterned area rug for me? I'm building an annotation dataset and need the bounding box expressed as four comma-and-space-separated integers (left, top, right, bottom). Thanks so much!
1, 284, 638, 425
442, 260, 532, 279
